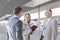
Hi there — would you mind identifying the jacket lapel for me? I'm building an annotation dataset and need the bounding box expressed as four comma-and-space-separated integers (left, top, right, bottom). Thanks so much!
44, 18, 52, 29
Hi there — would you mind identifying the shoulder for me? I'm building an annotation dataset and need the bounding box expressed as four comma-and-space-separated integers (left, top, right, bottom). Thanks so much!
8, 16, 19, 24
51, 18, 57, 24
52, 18, 57, 22
11, 16, 19, 21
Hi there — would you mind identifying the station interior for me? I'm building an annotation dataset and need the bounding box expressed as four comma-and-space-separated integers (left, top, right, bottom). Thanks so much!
0, 0, 60, 40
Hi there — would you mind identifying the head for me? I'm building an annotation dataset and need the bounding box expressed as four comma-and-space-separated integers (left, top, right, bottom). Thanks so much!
45, 9, 52, 18
13, 6, 22, 18
24, 13, 31, 24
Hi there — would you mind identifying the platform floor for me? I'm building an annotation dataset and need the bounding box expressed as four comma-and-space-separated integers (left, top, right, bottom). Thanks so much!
0, 30, 40, 40
0, 29, 60, 40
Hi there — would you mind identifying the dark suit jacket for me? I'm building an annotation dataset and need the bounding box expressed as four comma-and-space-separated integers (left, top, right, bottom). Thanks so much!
16, 20, 23, 40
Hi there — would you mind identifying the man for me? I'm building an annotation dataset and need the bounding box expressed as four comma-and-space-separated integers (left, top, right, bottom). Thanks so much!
43, 9, 58, 40
7, 7, 23, 40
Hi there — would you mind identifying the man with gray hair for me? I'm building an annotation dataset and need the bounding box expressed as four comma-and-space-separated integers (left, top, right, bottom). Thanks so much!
40, 9, 58, 40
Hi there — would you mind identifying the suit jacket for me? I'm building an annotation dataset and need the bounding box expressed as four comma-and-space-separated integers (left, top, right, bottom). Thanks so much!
7, 16, 23, 40
22, 22, 31, 40
22, 22, 31, 35
43, 17, 58, 40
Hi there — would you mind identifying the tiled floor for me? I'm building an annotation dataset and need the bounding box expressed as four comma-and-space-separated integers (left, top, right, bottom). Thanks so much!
56, 35, 60, 40
30, 33, 60, 40
0, 28, 7, 40
0, 28, 60, 40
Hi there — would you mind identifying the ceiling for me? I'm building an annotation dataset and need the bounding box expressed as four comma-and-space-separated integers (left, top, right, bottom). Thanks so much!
0, 0, 31, 17
0, 0, 59, 21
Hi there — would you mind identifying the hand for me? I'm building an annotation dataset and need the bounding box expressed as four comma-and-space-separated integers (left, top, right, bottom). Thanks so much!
29, 30, 33, 34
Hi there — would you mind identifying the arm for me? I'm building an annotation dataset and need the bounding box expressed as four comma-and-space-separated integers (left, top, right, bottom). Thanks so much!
26, 25, 32, 35
51, 20, 58, 40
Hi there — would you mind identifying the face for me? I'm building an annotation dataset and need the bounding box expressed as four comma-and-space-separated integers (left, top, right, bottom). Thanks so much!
45, 10, 52, 18
25, 15, 30, 22
17, 11, 23, 18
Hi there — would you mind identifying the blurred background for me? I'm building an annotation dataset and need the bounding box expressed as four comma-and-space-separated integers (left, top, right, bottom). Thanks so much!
0, 0, 60, 40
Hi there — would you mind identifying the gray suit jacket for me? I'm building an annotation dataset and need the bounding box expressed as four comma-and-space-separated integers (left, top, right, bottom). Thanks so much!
43, 17, 58, 40
7, 16, 23, 40
22, 22, 31, 40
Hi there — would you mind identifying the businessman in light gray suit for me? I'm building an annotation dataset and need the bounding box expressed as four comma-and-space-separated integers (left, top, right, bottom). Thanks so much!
43, 9, 58, 40
7, 7, 23, 40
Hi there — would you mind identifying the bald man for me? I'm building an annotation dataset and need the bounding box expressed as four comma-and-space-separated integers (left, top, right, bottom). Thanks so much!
42, 9, 58, 40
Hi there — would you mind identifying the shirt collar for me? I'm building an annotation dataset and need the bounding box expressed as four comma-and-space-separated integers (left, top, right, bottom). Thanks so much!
13, 15, 19, 19
47, 17, 52, 21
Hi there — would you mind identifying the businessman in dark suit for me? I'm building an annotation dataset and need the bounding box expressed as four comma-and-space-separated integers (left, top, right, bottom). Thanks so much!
7, 7, 23, 40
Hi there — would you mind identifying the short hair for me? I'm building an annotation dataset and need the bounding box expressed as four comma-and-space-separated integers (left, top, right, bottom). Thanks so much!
25, 13, 31, 17
48, 9, 52, 13
13, 6, 22, 15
